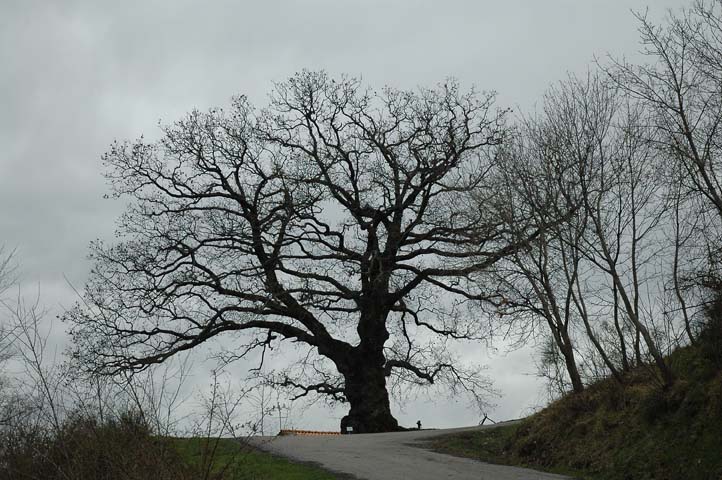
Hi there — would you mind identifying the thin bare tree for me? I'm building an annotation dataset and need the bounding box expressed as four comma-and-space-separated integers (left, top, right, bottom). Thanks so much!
496, 73, 675, 388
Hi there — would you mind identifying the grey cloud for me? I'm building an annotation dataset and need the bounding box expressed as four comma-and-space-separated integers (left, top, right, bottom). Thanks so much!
1, 0, 690, 428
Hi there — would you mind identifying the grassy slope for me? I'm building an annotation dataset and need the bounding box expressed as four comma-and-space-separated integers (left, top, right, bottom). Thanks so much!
429, 341, 722, 480
172, 437, 340, 480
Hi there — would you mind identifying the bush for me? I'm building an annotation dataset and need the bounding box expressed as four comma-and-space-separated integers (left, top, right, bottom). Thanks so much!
0, 411, 193, 480
639, 386, 683, 424
700, 297, 722, 369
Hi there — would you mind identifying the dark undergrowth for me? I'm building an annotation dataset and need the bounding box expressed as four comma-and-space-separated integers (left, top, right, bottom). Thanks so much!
0, 413, 338, 480
0, 412, 194, 480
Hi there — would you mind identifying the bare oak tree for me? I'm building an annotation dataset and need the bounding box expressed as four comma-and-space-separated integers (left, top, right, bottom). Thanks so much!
66, 72, 540, 432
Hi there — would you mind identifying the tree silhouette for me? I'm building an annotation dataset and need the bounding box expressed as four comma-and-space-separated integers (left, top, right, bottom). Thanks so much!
67, 71, 541, 432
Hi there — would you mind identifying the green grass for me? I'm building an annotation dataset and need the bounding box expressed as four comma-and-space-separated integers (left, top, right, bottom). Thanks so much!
171, 437, 340, 480
428, 339, 722, 480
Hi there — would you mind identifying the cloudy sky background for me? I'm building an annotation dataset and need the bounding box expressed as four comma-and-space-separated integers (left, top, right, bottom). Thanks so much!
1, 0, 690, 431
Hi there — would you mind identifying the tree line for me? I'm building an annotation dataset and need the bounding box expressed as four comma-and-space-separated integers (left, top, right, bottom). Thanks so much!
494, 1, 722, 396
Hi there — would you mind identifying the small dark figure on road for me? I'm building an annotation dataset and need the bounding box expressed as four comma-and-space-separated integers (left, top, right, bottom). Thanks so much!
416, 420, 422, 430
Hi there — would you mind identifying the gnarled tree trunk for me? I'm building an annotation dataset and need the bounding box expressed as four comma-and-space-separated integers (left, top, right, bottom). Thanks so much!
339, 345, 399, 433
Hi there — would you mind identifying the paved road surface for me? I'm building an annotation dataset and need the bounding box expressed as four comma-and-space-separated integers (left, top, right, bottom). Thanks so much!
248, 423, 571, 480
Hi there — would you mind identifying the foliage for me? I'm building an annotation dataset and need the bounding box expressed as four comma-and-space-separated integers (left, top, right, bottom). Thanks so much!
0, 412, 340, 480
699, 286, 722, 368
0, 411, 193, 480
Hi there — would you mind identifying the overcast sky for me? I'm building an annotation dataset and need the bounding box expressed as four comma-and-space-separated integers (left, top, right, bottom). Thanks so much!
1, 0, 691, 431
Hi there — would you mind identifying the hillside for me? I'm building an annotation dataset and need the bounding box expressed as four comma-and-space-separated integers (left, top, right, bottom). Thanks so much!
429, 325, 722, 479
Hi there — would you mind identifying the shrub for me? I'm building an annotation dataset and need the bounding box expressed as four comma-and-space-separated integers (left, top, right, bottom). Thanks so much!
0, 410, 193, 480
700, 297, 722, 369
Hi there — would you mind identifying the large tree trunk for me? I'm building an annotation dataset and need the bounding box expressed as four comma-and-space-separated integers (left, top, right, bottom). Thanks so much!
339, 350, 399, 434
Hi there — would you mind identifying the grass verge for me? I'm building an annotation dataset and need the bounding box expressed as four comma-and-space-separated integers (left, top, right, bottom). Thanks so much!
172, 437, 341, 480
428, 423, 585, 479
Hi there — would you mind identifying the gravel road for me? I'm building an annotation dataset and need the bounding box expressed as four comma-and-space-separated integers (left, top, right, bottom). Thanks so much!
248, 423, 571, 480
